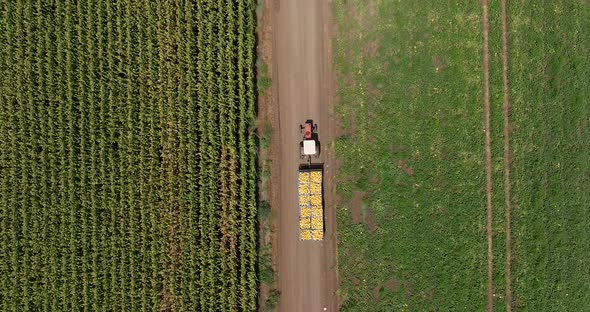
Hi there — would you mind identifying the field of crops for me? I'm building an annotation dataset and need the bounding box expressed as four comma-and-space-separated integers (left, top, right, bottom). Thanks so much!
333, 1, 487, 310
333, 0, 590, 311
0, 0, 258, 311
506, 2, 590, 309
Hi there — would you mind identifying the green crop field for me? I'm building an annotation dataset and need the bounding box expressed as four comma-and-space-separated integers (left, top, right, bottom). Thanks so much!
0, 0, 258, 311
333, 0, 589, 311
506, 2, 590, 310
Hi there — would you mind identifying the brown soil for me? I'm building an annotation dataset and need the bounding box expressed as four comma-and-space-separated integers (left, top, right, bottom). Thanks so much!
363, 203, 377, 234
368, 175, 380, 185
372, 285, 382, 301
386, 277, 400, 293
424, 288, 435, 301
501, 0, 513, 310
395, 160, 414, 177
367, 83, 384, 98
362, 38, 381, 58
389, 145, 408, 155
480, 1, 495, 311
432, 55, 448, 73
350, 191, 365, 224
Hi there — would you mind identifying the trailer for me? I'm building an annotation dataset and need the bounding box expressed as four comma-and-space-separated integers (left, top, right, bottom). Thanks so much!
298, 164, 324, 241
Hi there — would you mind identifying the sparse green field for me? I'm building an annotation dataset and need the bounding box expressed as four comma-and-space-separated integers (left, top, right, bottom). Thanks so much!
507, 2, 590, 310
333, 0, 589, 311
0, 0, 258, 310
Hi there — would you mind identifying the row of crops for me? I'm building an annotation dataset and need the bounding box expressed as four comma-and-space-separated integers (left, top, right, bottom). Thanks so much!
0, 0, 258, 310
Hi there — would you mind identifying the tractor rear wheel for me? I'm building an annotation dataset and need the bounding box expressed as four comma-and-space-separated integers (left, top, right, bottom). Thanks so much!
315, 141, 321, 157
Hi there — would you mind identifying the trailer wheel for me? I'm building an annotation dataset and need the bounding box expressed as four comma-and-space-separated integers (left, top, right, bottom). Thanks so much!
315, 141, 321, 157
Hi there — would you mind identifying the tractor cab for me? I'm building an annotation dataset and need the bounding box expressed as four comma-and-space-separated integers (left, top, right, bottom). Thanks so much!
300, 119, 320, 162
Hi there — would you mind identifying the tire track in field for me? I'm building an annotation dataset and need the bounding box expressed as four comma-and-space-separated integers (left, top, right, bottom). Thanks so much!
480, 1, 494, 311
501, 0, 513, 311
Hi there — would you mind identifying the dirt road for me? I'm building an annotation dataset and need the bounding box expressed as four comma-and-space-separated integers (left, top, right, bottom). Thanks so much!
272, 0, 338, 311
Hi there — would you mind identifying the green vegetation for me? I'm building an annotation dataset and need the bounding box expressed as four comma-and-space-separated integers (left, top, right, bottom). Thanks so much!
264, 289, 280, 312
333, 1, 486, 310
333, 0, 590, 311
507, 2, 590, 310
257, 58, 272, 94
0, 0, 258, 310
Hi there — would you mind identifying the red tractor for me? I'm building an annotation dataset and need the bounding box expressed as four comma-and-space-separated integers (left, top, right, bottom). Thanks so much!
300, 119, 320, 163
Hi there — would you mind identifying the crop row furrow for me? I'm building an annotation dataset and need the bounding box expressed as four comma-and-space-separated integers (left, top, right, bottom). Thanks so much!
216, 0, 232, 309
194, 1, 208, 308
32, 0, 52, 309
203, 0, 222, 307
95, 0, 111, 310
0, 1, 11, 309
143, 0, 163, 308
114, 0, 129, 309
105, 1, 120, 310
135, 2, 151, 308
223, 0, 241, 309
54, 0, 70, 309
174, 0, 195, 309
75, 0, 92, 309
124, 0, 141, 310
10, 1, 25, 310
64, 0, 81, 309
182, 0, 200, 308
83, 0, 101, 310
42, 1, 61, 308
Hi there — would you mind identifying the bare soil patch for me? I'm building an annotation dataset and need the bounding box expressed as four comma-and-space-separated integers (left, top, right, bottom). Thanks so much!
389, 145, 409, 155
367, 83, 384, 98
395, 159, 414, 177
362, 38, 381, 58
363, 203, 377, 234
432, 55, 448, 73
368, 175, 380, 185
372, 285, 382, 302
424, 288, 435, 301
350, 191, 365, 224
386, 277, 400, 293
